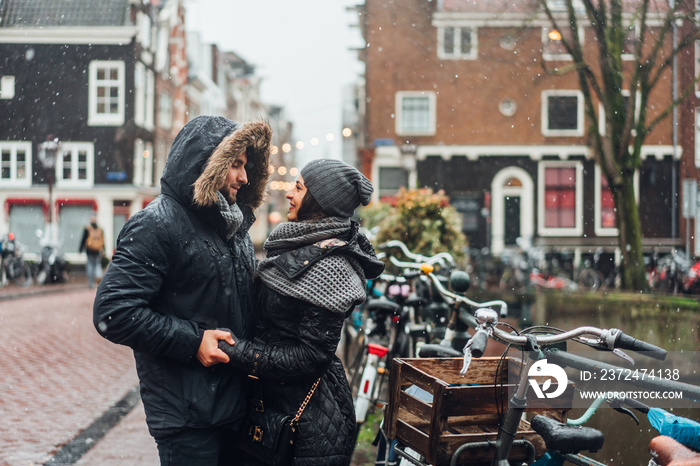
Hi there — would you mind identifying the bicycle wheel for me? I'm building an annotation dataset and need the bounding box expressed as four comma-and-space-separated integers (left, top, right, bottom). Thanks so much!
12, 262, 32, 288
347, 341, 367, 392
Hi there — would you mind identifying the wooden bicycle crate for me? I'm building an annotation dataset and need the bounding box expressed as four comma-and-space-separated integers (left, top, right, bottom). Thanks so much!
383, 357, 573, 465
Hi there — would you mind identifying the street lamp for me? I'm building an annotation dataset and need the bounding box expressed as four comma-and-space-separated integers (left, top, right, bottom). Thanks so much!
38, 136, 60, 242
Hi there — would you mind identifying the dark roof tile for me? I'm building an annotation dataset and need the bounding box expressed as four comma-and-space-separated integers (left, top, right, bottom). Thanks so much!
0, 0, 130, 27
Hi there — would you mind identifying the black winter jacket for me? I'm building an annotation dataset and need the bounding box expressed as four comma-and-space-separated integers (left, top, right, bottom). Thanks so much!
93, 115, 271, 438
220, 230, 384, 466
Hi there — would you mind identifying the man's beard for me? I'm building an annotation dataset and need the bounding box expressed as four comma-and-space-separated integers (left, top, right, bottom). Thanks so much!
220, 186, 237, 205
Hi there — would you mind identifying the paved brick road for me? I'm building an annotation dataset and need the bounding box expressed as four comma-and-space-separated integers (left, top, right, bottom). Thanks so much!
0, 283, 158, 465
0, 280, 373, 465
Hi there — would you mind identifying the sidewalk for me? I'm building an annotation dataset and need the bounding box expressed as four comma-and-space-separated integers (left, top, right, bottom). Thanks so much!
76, 398, 158, 465
0, 275, 159, 466
0, 270, 89, 301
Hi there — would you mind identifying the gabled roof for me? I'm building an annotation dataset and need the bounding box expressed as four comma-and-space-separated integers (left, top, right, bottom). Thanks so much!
0, 0, 130, 27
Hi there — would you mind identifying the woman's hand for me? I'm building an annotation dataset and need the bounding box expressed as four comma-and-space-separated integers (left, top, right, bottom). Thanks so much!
196, 329, 235, 367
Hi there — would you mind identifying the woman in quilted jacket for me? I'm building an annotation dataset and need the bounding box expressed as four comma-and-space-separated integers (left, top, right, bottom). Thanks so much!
219, 158, 384, 465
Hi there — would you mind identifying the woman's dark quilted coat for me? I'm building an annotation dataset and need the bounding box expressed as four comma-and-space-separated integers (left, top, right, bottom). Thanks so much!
221, 232, 384, 465
241, 283, 356, 465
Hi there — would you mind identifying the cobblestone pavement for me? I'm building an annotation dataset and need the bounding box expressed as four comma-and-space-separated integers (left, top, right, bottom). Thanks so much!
0, 279, 373, 465
0, 280, 158, 465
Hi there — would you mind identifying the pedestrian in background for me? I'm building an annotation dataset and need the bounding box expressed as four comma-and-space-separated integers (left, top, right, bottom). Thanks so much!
219, 159, 384, 465
79, 215, 104, 288
93, 115, 272, 466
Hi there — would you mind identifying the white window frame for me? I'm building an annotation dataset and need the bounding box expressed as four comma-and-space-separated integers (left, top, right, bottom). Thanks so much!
542, 90, 584, 137
695, 41, 700, 97
0, 141, 32, 187
695, 108, 700, 167
542, 27, 584, 61
138, 11, 152, 50
395, 91, 437, 137
134, 62, 146, 128
133, 138, 154, 187
437, 26, 477, 60
145, 68, 155, 131
594, 165, 618, 237
538, 160, 584, 237
1, 76, 15, 99
545, 0, 585, 11
158, 91, 173, 131
594, 165, 640, 236
621, 25, 638, 61
88, 60, 125, 126
55, 142, 94, 188
134, 62, 155, 131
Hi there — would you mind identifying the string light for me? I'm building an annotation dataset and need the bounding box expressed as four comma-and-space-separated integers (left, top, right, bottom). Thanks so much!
271, 129, 354, 156
548, 29, 562, 41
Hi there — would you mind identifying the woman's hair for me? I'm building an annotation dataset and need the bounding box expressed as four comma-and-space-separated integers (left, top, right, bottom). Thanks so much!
296, 189, 328, 221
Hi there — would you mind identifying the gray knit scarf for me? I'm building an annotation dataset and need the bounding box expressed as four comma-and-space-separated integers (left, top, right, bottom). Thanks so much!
215, 192, 244, 240
257, 218, 367, 314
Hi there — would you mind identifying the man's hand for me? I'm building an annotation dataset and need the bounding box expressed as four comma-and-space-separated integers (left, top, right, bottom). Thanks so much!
196, 329, 235, 367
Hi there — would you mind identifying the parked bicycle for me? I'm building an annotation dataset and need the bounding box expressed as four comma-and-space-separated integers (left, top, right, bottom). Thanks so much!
656, 249, 689, 295
346, 240, 474, 438
500, 247, 578, 293
0, 233, 33, 288
383, 285, 700, 465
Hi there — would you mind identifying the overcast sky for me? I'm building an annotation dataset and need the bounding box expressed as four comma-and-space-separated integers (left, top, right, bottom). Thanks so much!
184, 0, 365, 167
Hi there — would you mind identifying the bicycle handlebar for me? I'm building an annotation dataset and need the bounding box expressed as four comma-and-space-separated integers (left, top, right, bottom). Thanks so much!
614, 332, 667, 359
468, 329, 489, 358
420, 264, 508, 317
475, 308, 666, 360
377, 240, 455, 267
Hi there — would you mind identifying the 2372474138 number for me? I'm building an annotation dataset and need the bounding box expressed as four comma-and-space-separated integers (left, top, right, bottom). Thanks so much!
579, 368, 680, 381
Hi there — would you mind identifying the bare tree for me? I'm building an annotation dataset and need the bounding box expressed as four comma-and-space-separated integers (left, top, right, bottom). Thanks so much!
538, 0, 699, 290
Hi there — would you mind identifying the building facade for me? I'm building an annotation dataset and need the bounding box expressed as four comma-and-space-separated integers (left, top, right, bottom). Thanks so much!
0, 0, 289, 261
356, 0, 684, 268
0, 0, 163, 262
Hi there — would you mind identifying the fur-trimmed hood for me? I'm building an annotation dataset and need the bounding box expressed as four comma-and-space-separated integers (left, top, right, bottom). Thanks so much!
160, 115, 271, 211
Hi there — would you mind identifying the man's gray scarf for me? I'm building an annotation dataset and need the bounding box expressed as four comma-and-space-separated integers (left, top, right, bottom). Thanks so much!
257, 218, 367, 314
215, 192, 244, 240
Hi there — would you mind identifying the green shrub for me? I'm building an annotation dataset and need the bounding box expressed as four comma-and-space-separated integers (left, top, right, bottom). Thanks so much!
365, 188, 467, 261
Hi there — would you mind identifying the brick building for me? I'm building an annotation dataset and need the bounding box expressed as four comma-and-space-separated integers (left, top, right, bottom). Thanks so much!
356, 0, 684, 269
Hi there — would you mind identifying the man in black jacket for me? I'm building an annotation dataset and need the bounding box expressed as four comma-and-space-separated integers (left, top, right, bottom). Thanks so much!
93, 116, 271, 465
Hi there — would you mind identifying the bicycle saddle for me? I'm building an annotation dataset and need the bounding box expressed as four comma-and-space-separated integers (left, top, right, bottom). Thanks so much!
403, 295, 425, 308
531, 415, 605, 454
366, 296, 401, 314
649, 435, 700, 466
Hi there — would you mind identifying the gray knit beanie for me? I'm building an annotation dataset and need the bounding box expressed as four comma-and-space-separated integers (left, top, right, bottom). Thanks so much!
300, 159, 374, 218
